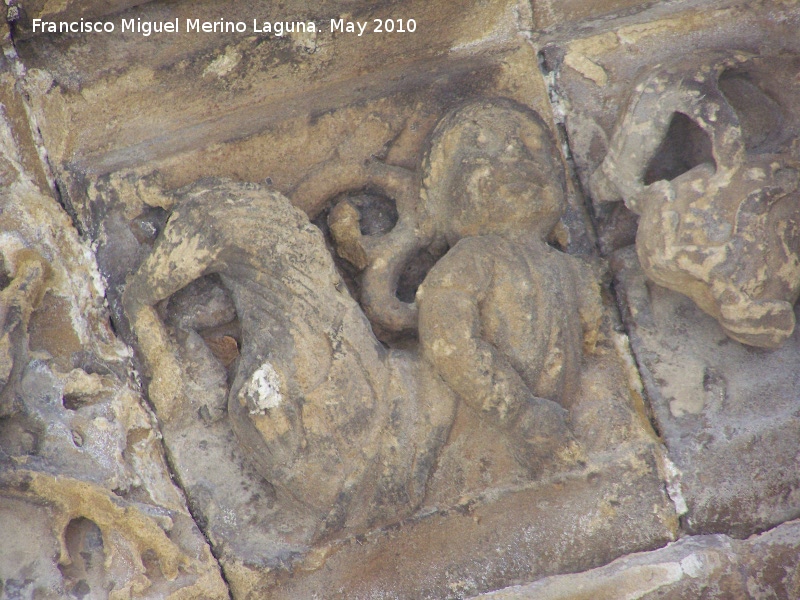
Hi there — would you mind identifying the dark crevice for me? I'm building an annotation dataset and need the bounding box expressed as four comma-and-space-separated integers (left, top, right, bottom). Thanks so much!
154, 423, 235, 600
3, 26, 87, 237
58, 517, 106, 599
53, 178, 87, 238
551, 87, 664, 448
395, 242, 448, 304
543, 63, 675, 529
719, 69, 787, 154
607, 277, 664, 441
123, 319, 236, 596
643, 112, 715, 185
134, 275, 241, 596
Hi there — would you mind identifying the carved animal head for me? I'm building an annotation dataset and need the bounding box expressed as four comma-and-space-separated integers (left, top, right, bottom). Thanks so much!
591, 51, 800, 348
591, 50, 799, 213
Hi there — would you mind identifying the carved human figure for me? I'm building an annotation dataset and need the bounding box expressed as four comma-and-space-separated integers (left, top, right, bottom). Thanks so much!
591, 52, 800, 348
415, 101, 600, 468
124, 100, 597, 541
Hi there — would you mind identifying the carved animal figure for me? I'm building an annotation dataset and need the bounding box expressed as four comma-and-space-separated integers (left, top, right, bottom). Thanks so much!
592, 52, 800, 348
124, 99, 598, 540
124, 181, 457, 540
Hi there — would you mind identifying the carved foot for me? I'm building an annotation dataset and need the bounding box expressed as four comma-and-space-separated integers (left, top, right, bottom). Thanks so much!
719, 298, 796, 349
509, 397, 584, 477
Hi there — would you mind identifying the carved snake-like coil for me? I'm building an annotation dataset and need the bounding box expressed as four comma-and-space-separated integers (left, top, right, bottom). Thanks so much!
291, 150, 427, 334
292, 98, 560, 335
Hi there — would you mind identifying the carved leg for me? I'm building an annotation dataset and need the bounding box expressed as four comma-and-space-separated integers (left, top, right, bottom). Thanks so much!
123, 223, 219, 421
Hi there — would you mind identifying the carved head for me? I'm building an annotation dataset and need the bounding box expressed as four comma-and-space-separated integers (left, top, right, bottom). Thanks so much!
591, 51, 800, 348
590, 51, 799, 214
422, 99, 566, 245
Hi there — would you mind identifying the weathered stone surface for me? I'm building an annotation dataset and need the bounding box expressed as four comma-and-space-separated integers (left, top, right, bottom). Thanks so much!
13, 1, 153, 37
472, 518, 800, 599
531, 0, 656, 31
119, 105, 673, 594
0, 60, 227, 599
546, 0, 800, 217
14, 0, 536, 179
544, 0, 800, 539
593, 52, 800, 348
264, 452, 674, 600
4, 0, 800, 598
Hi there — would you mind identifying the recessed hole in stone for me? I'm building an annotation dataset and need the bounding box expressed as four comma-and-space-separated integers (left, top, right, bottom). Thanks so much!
71, 429, 84, 447
59, 517, 105, 600
164, 273, 242, 372
141, 548, 165, 582
165, 273, 237, 332
62, 393, 83, 411
340, 190, 399, 236
396, 242, 449, 304
643, 112, 715, 185
311, 191, 399, 307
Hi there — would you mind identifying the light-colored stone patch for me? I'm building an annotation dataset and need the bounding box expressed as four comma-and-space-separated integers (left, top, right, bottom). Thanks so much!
242, 361, 283, 414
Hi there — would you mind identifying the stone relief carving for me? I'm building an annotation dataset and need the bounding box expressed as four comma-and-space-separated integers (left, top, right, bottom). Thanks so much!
126, 180, 459, 542
6, 0, 800, 596
123, 99, 601, 544
591, 52, 800, 348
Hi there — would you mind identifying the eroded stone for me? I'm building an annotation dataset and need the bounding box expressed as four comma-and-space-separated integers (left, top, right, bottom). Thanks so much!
0, 75, 227, 598
611, 247, 800, 537
592, 51, 800, 349
548, 0, 800, 540
7, 0, 800, 598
